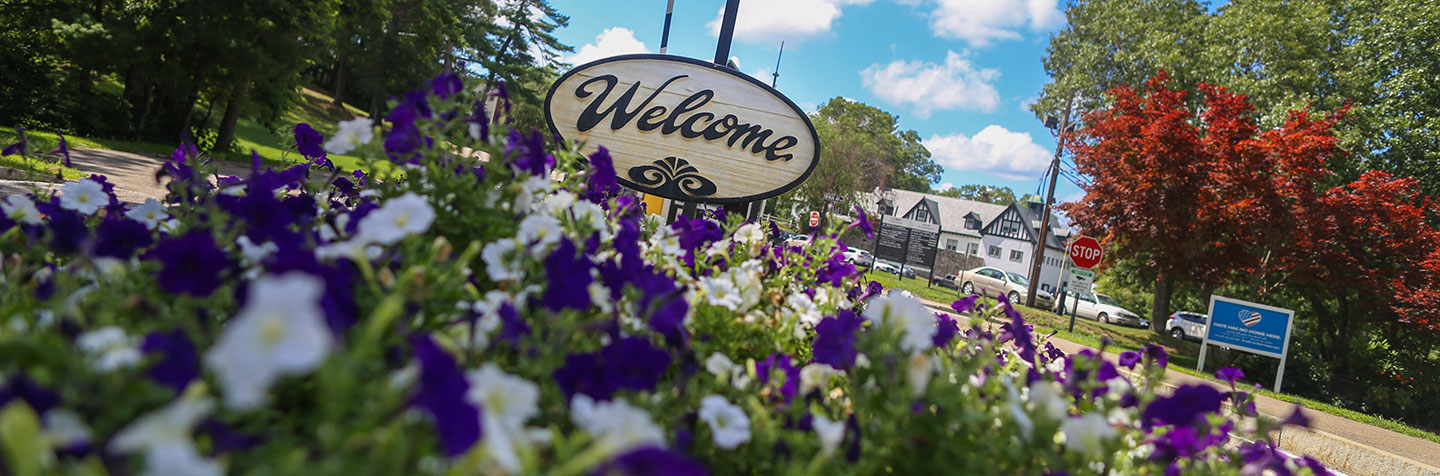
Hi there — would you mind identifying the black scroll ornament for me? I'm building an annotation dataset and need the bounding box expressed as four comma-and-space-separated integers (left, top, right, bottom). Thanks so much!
627, 157, 718, 198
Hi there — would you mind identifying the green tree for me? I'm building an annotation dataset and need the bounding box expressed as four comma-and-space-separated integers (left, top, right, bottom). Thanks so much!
935, 184, 1018, 205
782, 97, 940, 227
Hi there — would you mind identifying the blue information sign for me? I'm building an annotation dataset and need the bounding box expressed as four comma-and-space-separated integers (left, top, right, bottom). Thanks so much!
1199, 295, 1296, 392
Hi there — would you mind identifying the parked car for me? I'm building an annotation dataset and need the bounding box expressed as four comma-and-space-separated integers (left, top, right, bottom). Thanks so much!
931, 273, 959, 289
897, 265, 916, 279
956, 267, 1053, 308
842, 249, 875, 267
1057, 291, 1146, 328
785, 234, 812, 248
872, 262, 900, 274
1166, 311, 1209, 342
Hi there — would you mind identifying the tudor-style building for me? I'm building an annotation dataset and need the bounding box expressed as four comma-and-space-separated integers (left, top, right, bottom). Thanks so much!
862, 188, 1073, 293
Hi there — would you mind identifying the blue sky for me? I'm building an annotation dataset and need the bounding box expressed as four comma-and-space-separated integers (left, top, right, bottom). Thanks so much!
547, 0, 1083, 203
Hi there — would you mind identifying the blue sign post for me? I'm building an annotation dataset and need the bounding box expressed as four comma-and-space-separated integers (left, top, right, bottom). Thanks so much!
1197, 295, 1296, 392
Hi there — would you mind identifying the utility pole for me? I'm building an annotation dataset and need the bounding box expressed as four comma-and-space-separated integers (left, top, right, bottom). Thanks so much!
660, 0, 675, 54
772, 41, 785, 88
1025, 96, 1074, 308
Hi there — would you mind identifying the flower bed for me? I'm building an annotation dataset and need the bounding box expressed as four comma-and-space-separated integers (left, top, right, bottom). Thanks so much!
0, 75, 1330, 476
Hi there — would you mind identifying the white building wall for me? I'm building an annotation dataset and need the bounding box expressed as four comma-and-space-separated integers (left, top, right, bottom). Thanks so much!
938, 232, 983, 257
980, 236, 1068, 294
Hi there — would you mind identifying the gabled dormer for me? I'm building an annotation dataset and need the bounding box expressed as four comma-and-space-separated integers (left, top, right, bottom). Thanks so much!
981, 204, 1033, 242
902, 198, 941, 225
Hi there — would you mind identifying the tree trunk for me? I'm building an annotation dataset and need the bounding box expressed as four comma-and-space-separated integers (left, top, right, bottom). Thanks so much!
332, 51, 348, 107
1150, 274, 1174, 332
215, 75, 252, 153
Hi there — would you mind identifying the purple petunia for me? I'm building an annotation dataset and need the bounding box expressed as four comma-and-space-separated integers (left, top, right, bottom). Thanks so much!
51, 133, 71, 167
812, 310, 863, 369
933, 313, 959, 348
586, 146, 619, 201
1142, 344, 1169, 368
505, 129, 554, 176
1142, 384, 1223, 428
815, 253, 857, 287
429, 72, 463, 99
849, 205, 874, 238
596, 446, 708, 476
43, 203, 89, 255
1118, 351, 1141, 369
553, 336, 671, 401
293, 123, 326, 160
150, 231, 231, 297
94, 217, 153, 259
140, 330, 199, 394
1215, 367, 1245, 385
2, 127, 26, 156
0, 375, 61, 414
541, 239, 595, 312
757, 353, 800, 403
951, 295, 979, 314
410, 334, 482, 458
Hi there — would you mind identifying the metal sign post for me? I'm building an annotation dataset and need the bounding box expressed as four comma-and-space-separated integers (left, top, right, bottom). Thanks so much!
1196, 295, 1296, 393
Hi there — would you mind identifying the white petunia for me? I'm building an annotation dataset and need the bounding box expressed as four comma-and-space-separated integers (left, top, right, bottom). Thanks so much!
235, 236, 278, 266
76, 326, 141, 371
541, 190, 576, 216
467, 363, 541, 473
515, 214, 563, 249
783, 292, 822, 328
205, 272, 334, 409
699, 275, 743, 310
2, 194, 42, 225
812, 412, 846, 456
1027, 380, 1068, 422
697, 395, 751, 449
906, 354, 934, 397
59, 179, 107, 215
357, 192, 435, 245
110, 394, 221, 476
733, 223, 765, 245
862, 293, 936, 354
124, 198, 169, 230
705, 353, 739, 380
1061, 412, 1117, 456
800, 363, 839, 395
570, 395, 665, 454
323, 118, 374, 155
43, 409, 93, 449
482, 239, 523, 282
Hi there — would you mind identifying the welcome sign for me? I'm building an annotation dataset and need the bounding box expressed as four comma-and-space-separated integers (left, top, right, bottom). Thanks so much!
545, 54, 820, 203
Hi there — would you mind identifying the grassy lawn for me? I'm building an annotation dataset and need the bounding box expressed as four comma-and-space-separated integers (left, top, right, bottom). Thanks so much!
3, 86, 389, 179
872, 268, 1440, 444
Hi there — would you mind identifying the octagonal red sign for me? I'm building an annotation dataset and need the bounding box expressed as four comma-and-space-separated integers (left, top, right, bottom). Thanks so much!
1068, 235, 1103, 269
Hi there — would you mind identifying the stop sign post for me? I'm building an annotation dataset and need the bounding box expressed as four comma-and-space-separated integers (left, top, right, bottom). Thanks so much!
1063, 235, 1103, 333
809, 211, 820, 228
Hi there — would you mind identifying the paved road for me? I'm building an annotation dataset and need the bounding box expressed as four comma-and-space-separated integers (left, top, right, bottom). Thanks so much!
914, 296, 1440, 473
0, 148, 250, 203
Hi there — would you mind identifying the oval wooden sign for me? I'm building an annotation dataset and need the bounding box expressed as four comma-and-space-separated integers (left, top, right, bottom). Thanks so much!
545, 54, 820, 204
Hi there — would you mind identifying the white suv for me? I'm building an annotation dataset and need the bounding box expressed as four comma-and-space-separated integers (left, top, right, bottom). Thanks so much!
1165, 311, 1208, 342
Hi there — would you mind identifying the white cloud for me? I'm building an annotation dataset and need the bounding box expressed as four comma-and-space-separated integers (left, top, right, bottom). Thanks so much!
749, 68, 773, 84
565, 27, 650, 66
923, 125, 1052, 180
920, 0, 1064, 47
1019, 95, 1038, 113
797, 102, 818, 113
860, 50, 1000, 118
937, 182, 955, 191
709, 0, 874, 43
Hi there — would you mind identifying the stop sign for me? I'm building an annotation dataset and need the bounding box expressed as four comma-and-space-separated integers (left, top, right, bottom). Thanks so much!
1068, 235, 1104, 269
809, 211, 820, 227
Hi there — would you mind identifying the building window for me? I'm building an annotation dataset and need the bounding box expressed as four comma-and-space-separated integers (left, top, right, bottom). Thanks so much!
879, 204, 895, 216
945, 238, 958, 251
967, 243, 979, 255
1042, 283, 1051, 293
1010, 250, 1024, 262
988, 245, 1001, 258
965, 217, 980, 230
914, 209, 929, 223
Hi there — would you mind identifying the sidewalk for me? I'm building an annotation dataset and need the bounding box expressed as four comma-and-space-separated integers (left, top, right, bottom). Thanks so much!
0, 148, 251, 203
917, 297, 1440, 476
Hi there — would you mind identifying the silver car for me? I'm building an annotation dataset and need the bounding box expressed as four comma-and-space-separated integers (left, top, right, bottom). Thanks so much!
1058, 292, 1146, 327
956, 266, 1054, 309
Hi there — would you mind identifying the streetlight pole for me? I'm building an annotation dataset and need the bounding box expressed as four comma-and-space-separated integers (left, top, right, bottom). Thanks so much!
1025, 96, 1074, 308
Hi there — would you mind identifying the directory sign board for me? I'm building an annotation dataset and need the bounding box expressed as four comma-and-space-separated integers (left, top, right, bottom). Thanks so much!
873, 216, 940, 271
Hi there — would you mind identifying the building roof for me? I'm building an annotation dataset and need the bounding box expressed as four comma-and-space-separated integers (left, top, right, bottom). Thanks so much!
1011, 202, 1070, 250
861, 188, 1008, 238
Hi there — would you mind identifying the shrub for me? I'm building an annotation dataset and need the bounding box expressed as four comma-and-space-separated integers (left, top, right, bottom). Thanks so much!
0, 74, 1329, 476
